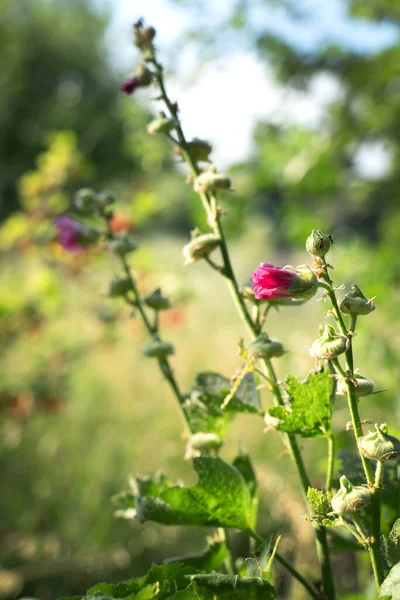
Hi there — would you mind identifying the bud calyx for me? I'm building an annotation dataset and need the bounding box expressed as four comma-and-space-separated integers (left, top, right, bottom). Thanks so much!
330, 475, 370, 514
358, 424, 400, 461
339, 285, 375, 316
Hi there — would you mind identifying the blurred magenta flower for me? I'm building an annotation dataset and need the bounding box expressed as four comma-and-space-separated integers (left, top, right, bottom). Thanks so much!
251, 263, 318, 301
54, 216, 84, 252
120, 76, 140, 95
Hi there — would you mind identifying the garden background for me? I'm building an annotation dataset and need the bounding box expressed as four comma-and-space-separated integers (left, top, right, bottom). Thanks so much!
0, 1, 399, 599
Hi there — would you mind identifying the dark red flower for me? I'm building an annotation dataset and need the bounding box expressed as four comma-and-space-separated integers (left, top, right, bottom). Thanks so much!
120, 76, 140, 95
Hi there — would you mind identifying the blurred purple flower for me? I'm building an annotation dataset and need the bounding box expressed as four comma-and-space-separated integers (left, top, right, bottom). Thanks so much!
54, 216, 84, 252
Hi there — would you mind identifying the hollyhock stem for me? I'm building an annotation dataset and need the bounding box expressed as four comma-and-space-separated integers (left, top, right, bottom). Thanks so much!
102, 213, 192, 434
149, 50, 335, 600
319, 258, 384, 588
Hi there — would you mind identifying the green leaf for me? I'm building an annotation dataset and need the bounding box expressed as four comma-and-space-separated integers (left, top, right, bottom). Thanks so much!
195, 372, 262, 415
267, 372, 331, 437
164, 538, 229, 571
190, 573, 276, 599
384, 519, 400, 568
379, 562, 400, 599
115, 457, 254, 531
183, 372, 262, 438
87, 563, 198, 600
233, 453, 258, 528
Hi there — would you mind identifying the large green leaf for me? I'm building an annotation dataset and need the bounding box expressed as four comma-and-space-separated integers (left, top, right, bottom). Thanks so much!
383, 519, 400, 568
267, 372, 332, 437
86, 563, 198, 600
164, 538, 229, 571
190, 573, 276, 599
114, 457, 254, 531
379, 562, 400, 599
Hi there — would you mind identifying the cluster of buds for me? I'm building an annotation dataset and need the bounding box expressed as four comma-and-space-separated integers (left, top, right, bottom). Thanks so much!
251, 263, 318, 302
74, 188, 116, 215
339, 285, 376, 316
358, 423, 400, 461
330, 475, 370, 515
133, 19, 156, 53
109, 232, 137, 257
309, 323, 349, 360
182, 232, 220, 265
247, 334, 286, 360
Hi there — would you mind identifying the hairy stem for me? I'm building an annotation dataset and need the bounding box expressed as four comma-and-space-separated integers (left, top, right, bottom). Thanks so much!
326, 436, 335, 492
320, 258, 384, 587
151, 53, 335, 600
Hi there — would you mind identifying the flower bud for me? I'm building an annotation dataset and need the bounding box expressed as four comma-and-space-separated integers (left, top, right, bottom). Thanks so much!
309, 323, 349, 360
194, 169, 231, 193
330, 475, 370, 515
247, 334, 286, 360
75, 188, 98, 214
336, 375, 375, 397
339, 285, 375, 316
121, 65, 153, 95
147, 115, 178, 135
182, 233, 220, 265
133, 19, 156, 51
358, 424, 400, 461
54, 216, 99, 252
143, 288, 171, 311
106, 276, 132, 298
251, 263, 318, 302
142, 339, 175, 359
109, 233, 137, 256
184, 138, 212, 162
306, 229, 332, 258
188, 432, 222, 453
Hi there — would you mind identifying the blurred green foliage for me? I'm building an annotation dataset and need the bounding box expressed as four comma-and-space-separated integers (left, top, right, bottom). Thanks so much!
0, 1, 399, 599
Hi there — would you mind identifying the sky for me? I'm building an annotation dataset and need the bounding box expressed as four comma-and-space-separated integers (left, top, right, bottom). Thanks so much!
98, 0, 398, 170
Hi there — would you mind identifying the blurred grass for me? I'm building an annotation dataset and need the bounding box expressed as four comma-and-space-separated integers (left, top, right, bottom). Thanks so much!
1, 223, 399, 598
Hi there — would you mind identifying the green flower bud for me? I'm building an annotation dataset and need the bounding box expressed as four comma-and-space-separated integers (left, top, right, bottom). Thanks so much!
109, 233, 137, 256
142, 340, 175, 359
194, 170, 231, 193
143, 288, 171, 311
106, 276, 132, 298
183, 138, 212, 162
330, 475, 370, 515
147, 115, 178, 135
136, 64, 153, 87
309, 323, 349, 360
282, 264, 319, 302
247, 334, 286, 360
189, 432, 222, 452
182, 233, 220, 265
358, 424, 400, 461
339, 285, 376, 316
306, 229, 332, 257
75, 188, 98, 214
133, 20, 156, 51
336, 375, 375, 397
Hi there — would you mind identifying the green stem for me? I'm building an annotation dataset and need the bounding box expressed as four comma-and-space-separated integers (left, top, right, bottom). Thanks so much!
249, 530, 320, 600
326, 436, 335, 492
152, 55, 335, 600
217, 528, 235, 575
320, 259, 384, 588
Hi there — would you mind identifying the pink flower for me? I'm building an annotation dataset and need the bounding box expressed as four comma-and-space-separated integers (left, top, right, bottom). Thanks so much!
54, 216, 84, 252
120, 76, 140, 95
251, 263, 298, 300
251, 263, 319, 302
